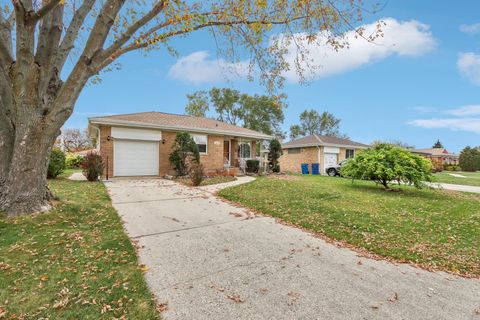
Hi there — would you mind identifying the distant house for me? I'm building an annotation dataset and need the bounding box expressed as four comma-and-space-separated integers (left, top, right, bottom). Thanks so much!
88, 112, 271, 177
410, 148, 459, 170
279, 134, 369, 174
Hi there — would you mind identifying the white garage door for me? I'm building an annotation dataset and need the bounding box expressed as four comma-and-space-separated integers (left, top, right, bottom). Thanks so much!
114, 140, 159, 176
324, 153, 338, 173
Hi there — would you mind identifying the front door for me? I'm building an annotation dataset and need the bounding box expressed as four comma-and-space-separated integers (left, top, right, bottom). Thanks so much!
223, 140, 231, 167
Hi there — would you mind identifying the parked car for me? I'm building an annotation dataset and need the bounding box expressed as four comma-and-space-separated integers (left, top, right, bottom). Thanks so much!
326, 159, 349, 176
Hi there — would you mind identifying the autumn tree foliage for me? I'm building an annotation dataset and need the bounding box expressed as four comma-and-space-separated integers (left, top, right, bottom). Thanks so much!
0, 0, 377, 216
289, 109, 347, 139
185, 87, 286, 136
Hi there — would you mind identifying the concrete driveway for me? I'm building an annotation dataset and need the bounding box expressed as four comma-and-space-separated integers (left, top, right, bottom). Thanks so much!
106, 178, 480, 320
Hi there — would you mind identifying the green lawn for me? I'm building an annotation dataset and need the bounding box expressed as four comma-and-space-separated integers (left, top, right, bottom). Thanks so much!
219, 175, 480, 277
432, 171, 480, 187
0, 178, 159, 319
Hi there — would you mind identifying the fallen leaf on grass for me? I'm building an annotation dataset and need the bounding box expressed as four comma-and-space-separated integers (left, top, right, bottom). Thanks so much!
53, 297, 69, 309
39, 274, 48, 282
0, 307, 7, 318
139, 264, 149, 272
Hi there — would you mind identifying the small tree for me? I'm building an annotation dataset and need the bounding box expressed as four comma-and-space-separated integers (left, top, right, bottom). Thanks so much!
189, 161, 205, 186
81, 152, 104, 182
459, 146, 480, 172
169, 132, 200, 176
341, 144, 433, 189
268, 139, 283, 173
47, 149, 66, 179
432, 139, 444, 148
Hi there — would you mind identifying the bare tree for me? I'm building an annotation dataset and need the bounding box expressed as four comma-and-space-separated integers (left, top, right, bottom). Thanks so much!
60, 128, 93, 152
0, 0, 379, 216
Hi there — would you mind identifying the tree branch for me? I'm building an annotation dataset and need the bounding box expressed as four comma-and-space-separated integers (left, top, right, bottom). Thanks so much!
31, 0, 62, 23
50, 0, 126, 124
99, 0, 165, 62
0, 9, 14, 66
14, 0, 36, 78
95, 16, 305, 72
54, 0, 96, 72
35, 4, 64, 96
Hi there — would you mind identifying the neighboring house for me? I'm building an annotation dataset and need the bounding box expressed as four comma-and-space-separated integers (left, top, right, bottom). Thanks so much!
279, 134, 369, 174
73, 149, 96, 157
410, 148, 459, 170
88, 112, 272, 177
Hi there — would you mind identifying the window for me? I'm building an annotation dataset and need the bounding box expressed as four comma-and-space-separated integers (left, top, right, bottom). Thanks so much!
288, 148, 301, 154
192, 134, 208, 154
238, 142, 251, 158
346, 149, 355, 159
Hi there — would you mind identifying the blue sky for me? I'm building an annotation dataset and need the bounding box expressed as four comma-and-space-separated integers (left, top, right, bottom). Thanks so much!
67, 0, 480, 153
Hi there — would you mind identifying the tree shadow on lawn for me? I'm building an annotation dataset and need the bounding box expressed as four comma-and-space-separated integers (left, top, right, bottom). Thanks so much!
343, 180, 453, 201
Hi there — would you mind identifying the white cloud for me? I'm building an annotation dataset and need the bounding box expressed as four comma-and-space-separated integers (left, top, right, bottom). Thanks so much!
408, 104, 480, 134
167, 51, 248, 85
445, 104, 480, 116
460, 23, 480, 35
457, 52, 480, 86
408, 118, 480, 134
282, 17, 437, 82
168, 18, 435, 84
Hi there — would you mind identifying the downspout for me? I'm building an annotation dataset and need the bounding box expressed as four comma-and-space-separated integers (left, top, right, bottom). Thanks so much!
317, 145, 321, 174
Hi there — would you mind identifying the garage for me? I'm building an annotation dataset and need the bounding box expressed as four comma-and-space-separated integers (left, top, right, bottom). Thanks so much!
114, 140, 159, 176
324, 153, 338, 173
111, 127, 162, 177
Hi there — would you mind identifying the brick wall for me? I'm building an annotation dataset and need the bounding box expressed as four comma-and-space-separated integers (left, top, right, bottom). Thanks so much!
199, 135, 225, 173
279, 147, 319, 173
99, 125, 227, 177
159, 131, 226, 175
279, 146, 364, 174
99, 126, 113, 178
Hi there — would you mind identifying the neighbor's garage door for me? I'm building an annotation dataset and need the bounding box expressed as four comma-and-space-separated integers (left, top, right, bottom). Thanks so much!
324, 153, 338, 173
114, 140, 159, 176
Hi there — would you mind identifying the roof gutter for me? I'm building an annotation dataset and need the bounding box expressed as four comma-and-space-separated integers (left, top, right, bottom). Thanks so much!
88, 118, 273, 140
282, 143, 370, 149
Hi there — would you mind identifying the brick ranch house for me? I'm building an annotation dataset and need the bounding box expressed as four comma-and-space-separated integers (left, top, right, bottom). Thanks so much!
410, 147, 459, 170
279, 134, 369, 174
88, 112, 272, 177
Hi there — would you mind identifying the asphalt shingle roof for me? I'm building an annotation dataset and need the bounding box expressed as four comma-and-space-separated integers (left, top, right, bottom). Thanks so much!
89, 112, 271, 139
282, 134, 369, 148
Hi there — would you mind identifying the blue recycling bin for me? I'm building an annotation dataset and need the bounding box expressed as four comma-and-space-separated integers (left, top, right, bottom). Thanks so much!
301, 163, 309, 174
311, 163, 320, 175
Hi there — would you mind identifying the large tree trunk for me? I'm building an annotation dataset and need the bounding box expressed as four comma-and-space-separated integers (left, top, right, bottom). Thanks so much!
0, 112, 60, 217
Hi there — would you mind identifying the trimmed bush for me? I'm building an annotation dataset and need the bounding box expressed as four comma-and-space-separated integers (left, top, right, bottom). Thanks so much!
268, 139, 282, 172
47, 149, 66, 179
443, 164, 459, 171
341, 144, 433, 189
246, 159, 260, 173
81, 152, 104, 181
65, 153, 84, 168
169, 132, 200, 176
189, 161, 205, 186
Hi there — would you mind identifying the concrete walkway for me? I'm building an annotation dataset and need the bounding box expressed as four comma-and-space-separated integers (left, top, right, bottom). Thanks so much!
68, 172, 87, 181
429, 182, 480, 194
106, 178, 480, 320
